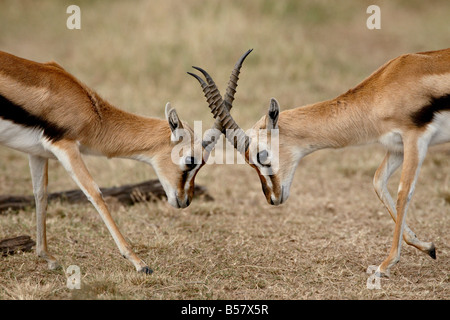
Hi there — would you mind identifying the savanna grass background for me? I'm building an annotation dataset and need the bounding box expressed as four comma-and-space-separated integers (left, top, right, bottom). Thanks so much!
0, 0, 448, 300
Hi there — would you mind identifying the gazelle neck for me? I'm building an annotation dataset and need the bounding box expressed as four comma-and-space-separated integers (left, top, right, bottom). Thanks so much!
279, 94, 379, 154
80, 100, 171, 160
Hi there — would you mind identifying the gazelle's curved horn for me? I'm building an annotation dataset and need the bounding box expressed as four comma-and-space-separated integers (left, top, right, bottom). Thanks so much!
224, 48, 253, 109
191, 66, 225, 117
188, 50, 253, 153
188, 71, 222, 150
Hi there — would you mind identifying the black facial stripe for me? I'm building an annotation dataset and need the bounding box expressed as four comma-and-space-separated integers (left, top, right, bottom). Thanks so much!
269, 175, 279, 196
178, 171, 188, 192
411, 94, 450, 127
258, 172, 270, 198
0, 94, 67, 141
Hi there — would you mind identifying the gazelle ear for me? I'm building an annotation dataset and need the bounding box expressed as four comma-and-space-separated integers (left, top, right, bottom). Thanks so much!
266, 98, 280, 129
165, 102, 172, 120
165, 102, 184, 141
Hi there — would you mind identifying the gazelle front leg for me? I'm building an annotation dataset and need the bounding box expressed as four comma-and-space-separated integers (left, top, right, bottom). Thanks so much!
44, 139, 152, 274
373, 151, 435, 258
376, 133, 429, 277
29, 155, 59, 270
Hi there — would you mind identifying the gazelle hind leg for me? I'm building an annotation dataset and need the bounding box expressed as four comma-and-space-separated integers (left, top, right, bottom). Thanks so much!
29, 155, 60, 269
376, 133, 430, 277
373, 151, 435, 258
44, 139, 152, 274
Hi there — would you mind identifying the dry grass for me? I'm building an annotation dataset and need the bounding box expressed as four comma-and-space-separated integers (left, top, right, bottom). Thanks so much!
0, 0, 449, 300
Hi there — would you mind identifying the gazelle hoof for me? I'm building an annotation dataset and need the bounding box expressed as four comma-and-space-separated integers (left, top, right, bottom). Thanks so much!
375, 266, 390, 278
427, 244, 436, 260
374, 271, 390, 278
48, 260, 61, 270
138, 266, 153, 274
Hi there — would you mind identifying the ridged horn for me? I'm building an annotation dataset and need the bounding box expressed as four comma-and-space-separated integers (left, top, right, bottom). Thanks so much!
187, 70, 223, 150
188, 50, 253, 154
224, 48, 253, 110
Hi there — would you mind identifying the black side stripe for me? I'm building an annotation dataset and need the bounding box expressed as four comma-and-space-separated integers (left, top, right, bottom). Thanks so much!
0, 94, 67, 141
411, 94, 450, 127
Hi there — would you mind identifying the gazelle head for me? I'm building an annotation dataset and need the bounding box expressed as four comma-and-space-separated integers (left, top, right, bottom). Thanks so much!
244, 98, 300, 205
189, 50, 299, 206
145, 102, 202, 209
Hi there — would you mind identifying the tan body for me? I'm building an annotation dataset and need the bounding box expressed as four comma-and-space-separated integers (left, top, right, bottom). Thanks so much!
277, 49, 450, 151
194, 48, 450, 278
0, 51, 202, 273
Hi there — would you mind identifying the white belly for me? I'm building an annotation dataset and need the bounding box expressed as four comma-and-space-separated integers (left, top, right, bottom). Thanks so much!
0, 119, 55, 158
378, 130, 404, 152
429, 111, 450, 146
378, 111, 450, 152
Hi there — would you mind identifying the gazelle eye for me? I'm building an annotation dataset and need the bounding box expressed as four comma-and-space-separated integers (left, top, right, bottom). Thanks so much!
183, 156, 197, 171
257, 150, 271, 167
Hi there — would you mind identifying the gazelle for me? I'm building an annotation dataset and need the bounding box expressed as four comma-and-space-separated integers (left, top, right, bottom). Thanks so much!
0, 50, 207, 273
190, 48, 450, 277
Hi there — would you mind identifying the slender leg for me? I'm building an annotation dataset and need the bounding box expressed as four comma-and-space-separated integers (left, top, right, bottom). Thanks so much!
373, 151, 435, 258
376, 133, 429, 277
45, 139, 152, 274
29, 155, 60, 269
